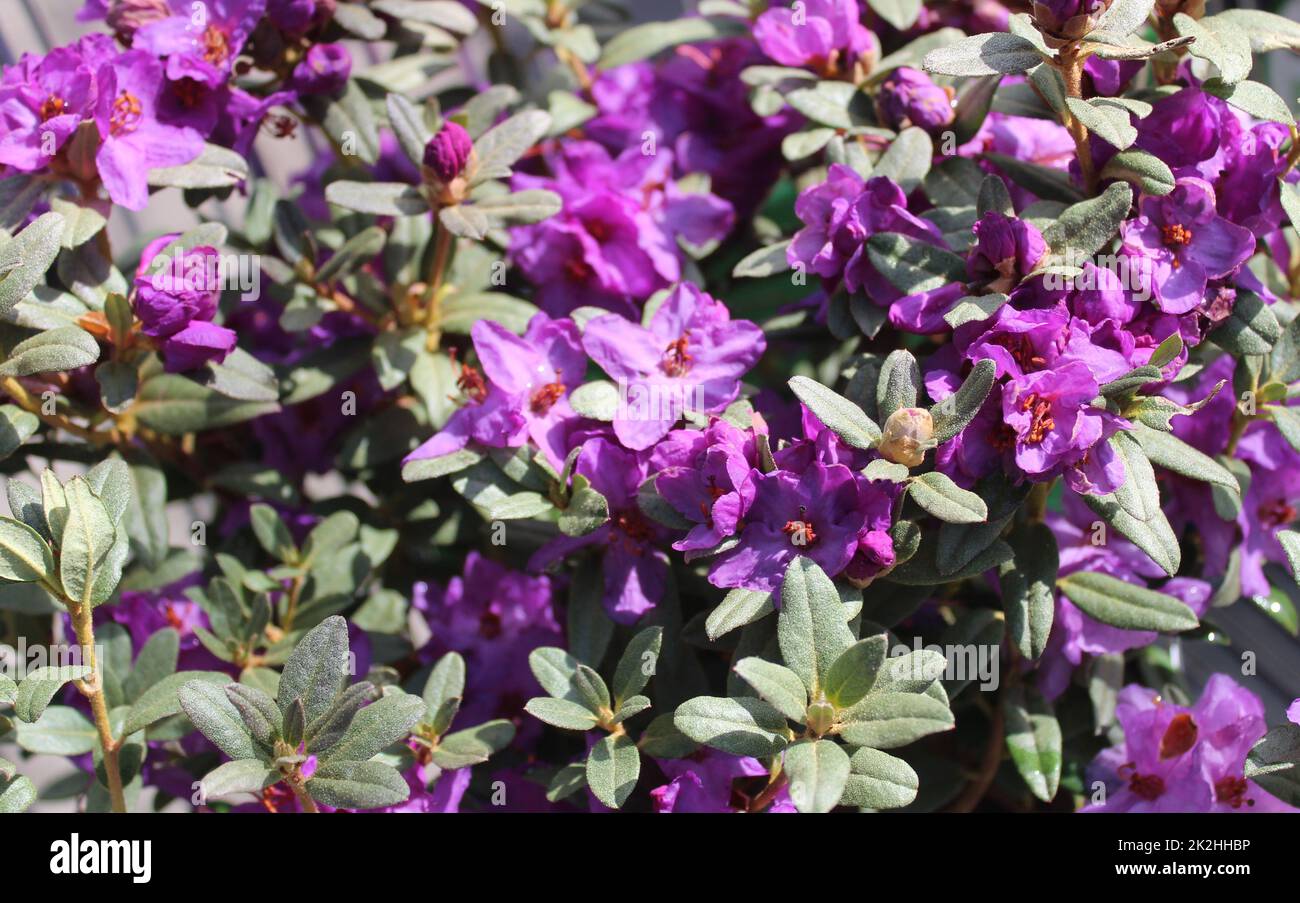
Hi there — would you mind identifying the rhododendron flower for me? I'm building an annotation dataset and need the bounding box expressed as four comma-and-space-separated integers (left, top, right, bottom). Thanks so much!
752, 0, 877, 75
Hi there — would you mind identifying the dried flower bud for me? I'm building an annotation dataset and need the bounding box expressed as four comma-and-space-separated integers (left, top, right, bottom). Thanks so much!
423, 121, 474, 185
878, 407, 935, 468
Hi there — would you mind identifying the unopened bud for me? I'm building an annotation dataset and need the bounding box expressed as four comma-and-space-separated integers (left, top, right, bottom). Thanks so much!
805, 700, 836, 737
1030, 0, 1113, 46
878, 407, 935, 468
423, 121, 474, 185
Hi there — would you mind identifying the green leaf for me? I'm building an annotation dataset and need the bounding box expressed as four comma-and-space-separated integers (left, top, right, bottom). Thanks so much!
705, 587, 774, 641
1132, 422, 1242, 501
1041, 182, 1132, 262
1003, 686, 1062, 802
178, 679, 263, 761
0, 515, 54, 582
1064, 98, 1135, 150
524, 696, 600, 731
1058, 571, 1199, 632
15, 665, 90, 723
923, 32, 1043, 77
0, 326, 99, 377
932, 359, 996, 442
733, 658, 808, 723
384, 92, 434, 166
277, 616, 351, 725
308, 760, 410, 809
249, 503, 296, 562
823, 636, 888, 709
225, 682, 282, 748
872, 128, 933, 194
16, 705, 97, 755
0, 211, 64, 316
0, 769, 36, 813
323, 181, 429, 216
1175, 12, 1252, 85
58, 477, 118, 607
124, 670, 228, 736
1100, 149, 1175, 195
585, 733, 640, 809
1002, 522, 1058, 660
134, 373, 279, 434
598, 16, 742, 69
840, 746, 919, 809
783, 739, 850, 813
612, 627, 662, 704
323, 692, 424, 763
876, 350, 920, 421
787, 376, 881, 449
778, 557, 855, 696
907, 472, 988, 524
673, 696, 789, 757
528, 646, 583, 702
148, 143, 249, 189
732, 240, 791, 279
1210, 290, 1280, 355
199, 759, 279, 802
837, 692, 955, 748
1202, 78, 1294, 127
421, 651, 465, 729
430, 719, 515, 769
471, 110, 552, 184
866, 231, 967, 296
1081, 432, 1181, 576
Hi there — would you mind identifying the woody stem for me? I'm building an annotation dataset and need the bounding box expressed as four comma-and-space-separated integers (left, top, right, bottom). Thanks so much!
70, 602, 126, 813
1057, 43, 1097, 195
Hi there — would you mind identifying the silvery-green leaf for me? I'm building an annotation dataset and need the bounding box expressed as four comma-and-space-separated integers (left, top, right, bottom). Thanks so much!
1100, 149, 1175, 195
788, 376, 881, 449
0, 326, 99, 377
15, 705, 96, 756
1041, 181, 1132, 263
1175, 12, 1251, 85
1003, 686, 1062, 802
585, 733, 640, 808
907, 472, 988, 524
199, 759, 279, 801
308, 760, 410, 809
524, 696, 600, 731
1091, 0, 1155, 37
0, 211, 65, 315
867, 0, 921, 30
876, 350, 919, 420
597, 16, 743, 69
1057, 571, 1199, 632
841, 746, 919, 809
471, 110, 552, 184
323, 692, 424, 763
430, 719, 515, 769
147, 143, 249, 189
0, 515, 53, 583
15, 665, 90, 723
1081, 432, 1181, 576
178, 681, 263, 761
58, 477, 116, 607
1202, 78, 1295, 127
1133, 423, 1241, 501
733, 657, 807, 723
923, 32, 1043, 77
823, 635, 888, 709
673, 696, 789, 757
125, 671, 228, 736
612, 626, 662, 703
705, 588, 774, 640
732, 240, 791, 279
779, 557, 855, 695
783, 739, 850, 813
277, 615, 351, 725
324, 180, 429, 216
871, 128, 933, 194
837, 692, 955, 748
931, 358, 996, 442
1215, 9, 1300, 53
568, 380, 619, 421
1002, 522, 1057, 660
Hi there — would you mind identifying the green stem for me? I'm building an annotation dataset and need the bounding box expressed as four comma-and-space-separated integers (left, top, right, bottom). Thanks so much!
70, 602, 126, 813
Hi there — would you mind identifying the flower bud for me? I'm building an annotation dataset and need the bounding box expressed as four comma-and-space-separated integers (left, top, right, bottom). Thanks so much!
423, 121, 474, 185
876, 68, 954, 135
878, 407, 934, 468
1030, 0, 1111, 45
806, 700, 837, 737
292, 43, 351, 96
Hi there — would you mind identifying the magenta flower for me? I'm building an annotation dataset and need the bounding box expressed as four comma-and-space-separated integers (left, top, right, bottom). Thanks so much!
708, 462, 867, 594
1119, 177, 1256, 315
1082, 675, 1296, 812
653, 418, 762, 553
423, 120, 473, 183
291, 43, 351, 96
134, 0, 266, 89
133, 235, 237, 371
92, 50, 204, 210
652, 750, 794, 813
1000, 361, 1127, 494
0, 46, 97, 171
787, 164, 868, 280
583, 283, 765, 451
403, 312, 584, 470
752, 0, 877, 75
966, 211, 1047, 294
529, 437, 670, 623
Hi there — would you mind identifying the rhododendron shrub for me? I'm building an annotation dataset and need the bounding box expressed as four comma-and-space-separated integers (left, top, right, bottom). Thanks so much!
2, 0, 1300, 817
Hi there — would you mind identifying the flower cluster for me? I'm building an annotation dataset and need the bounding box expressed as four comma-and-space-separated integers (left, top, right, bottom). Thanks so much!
3, 0, 1300, 822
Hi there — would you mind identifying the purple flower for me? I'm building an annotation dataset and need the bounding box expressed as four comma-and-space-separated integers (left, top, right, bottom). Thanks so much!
267, 0, 317, 32
876, 68, 954, 134
787, 164, 867, 280
652, 750, 794, 813
582, 283, 765, 450
708, 462, 867, 594
291, 43, 351, 96
1031, 0, 1108, 41
0, 46, 97, 171
966, 211, 1047, 294
1082, 675, 1296, 812
134, 0, 267, 89
1120, 177, 1256, 315
413, 552, 561, 726
653, 418, 762, 553
1001, 361, 1127, 494
92, 50, 204, 210
529, 437, 670, 623
423, 120, 473, 184
1037, 495, 1211, 700
133, 235, 237, 371
753, 0, 877, 76
403, 312, 584, 470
